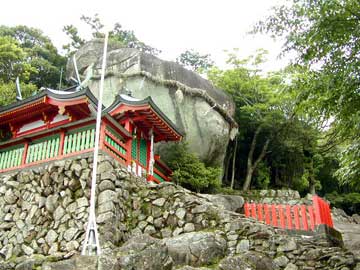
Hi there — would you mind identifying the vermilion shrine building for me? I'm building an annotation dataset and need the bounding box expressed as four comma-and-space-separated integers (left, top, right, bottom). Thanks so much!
0, 87, 183, 183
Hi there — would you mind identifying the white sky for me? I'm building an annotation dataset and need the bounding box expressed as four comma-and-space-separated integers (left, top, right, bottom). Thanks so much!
0, 0, 288, 71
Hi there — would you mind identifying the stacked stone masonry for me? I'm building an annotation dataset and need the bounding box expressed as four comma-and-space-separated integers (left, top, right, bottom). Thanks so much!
0, 154, 358, 269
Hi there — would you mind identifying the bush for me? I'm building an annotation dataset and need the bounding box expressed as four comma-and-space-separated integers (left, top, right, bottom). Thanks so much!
325, 192, 360, 215
162, 142, 221, 193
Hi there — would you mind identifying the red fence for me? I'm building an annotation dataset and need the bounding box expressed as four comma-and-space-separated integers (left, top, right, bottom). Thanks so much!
244, 195, 333, 231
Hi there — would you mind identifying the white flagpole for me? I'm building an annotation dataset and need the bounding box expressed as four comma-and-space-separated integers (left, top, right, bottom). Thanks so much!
82, 32, 109, 255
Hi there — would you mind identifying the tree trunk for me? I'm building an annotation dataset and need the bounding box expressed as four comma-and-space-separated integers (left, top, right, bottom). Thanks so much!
309, 180, 316, 195
230, 136, 238, 189
242, 126, 270, 191
224, 145, 233, 184
308, 161, 316, 195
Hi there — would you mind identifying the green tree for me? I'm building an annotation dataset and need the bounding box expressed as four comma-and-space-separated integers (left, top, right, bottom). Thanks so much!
63, 14, 161, 56
208, 51, 321, 193
0, 25, 66, 88
255, 0, 360, 187
161, 142, 221, 193
176, 49, 214, 72
0, 81, 37, 106
0, 36, 35, 82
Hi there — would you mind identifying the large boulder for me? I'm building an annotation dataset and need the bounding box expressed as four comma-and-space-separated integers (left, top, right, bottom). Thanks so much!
218, 252, 274, 270
116, 234, 173, 270
202, 194, 244, 213
162, 231, 227, 267
67, 39, 237, 167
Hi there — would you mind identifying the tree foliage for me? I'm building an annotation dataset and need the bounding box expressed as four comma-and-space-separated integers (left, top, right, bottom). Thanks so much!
208, 51, 321, 193
255, 0, 360, 187
0, 81, 37, 106
176, 49, 214, 72
0, 36, 34, 82
161, 142, 221, 193
0, 25, 66, 88
63, 14, 161, 56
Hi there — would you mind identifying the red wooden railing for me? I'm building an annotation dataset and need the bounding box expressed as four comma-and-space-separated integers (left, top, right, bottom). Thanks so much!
244, 195, 333, 231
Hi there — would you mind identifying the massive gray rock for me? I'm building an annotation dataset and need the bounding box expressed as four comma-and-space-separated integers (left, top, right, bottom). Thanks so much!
332, 208, 360, 258
202, 194, 244, 213
163, 231, 227, 267
117, 234, 173, 270
66, 39, 237, 167
218, 252, 274, 270
0, 155, 358, 270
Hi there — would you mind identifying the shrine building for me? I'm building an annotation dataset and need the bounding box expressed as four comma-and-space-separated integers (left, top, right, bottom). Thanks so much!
0, 87, 183, 183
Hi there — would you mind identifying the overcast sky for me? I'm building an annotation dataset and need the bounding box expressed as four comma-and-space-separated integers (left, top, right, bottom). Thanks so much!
0, 0, 288, 71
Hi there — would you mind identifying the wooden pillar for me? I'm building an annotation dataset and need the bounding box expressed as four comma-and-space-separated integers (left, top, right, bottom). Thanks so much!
21, 140, 29, 165
99, 122, 106, 150
312, 195, 322, 226
278, 205, 286, 229
125, 121, 133, 166
59, 129, 66, 156
271, 205, 278, 227
293, 205, 300, 230
301, 205, 309, 231
264, 204, 271, 225
257, 204, 263, 221
286, 205, 292, 229
244, 203, 250, 217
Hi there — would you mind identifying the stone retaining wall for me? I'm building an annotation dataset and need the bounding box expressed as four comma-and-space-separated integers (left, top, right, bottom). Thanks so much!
0, 154, 358, 269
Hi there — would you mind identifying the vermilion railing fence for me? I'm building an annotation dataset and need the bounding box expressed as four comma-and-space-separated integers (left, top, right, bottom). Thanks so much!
244, 195, 333, 231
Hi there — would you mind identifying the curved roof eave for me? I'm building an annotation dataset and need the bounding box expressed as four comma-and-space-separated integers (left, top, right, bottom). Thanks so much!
106, 94, 184, 137
0, 87, 100, 114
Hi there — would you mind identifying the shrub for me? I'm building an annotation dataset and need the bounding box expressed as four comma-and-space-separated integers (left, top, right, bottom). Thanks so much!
326, 192, 360, 215
162, 142, 221, 193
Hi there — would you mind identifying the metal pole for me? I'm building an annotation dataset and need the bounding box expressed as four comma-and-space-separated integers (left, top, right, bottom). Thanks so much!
15, 77, 22, 101
148, 129, 154, 176
59, 67, 63, 89
82, 32, 109, 256
73, 55, 81, 85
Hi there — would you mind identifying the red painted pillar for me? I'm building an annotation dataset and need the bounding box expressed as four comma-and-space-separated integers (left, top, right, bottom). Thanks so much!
308, 206, 315, 230
278, 205, 286, 229
325, 203, 334, 227
251, 203, 257, 219
257, 204, 263, 221
312, 195, 322, 226
124, 121, 133, 166
21, 141, 29, 165
99, 122, 106, 150
264, 204, 271, 225
271, 205, 278, 227
59, 130, 66, 156
301, 205, 309, 231
286, 205, 292, 229
244, 203, 250, 217
293, 205, 300, 230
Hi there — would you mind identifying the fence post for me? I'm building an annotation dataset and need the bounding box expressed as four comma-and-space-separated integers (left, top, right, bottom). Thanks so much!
21, 141, 29, 165
278, 205, 286, 229
312, 195, 322, 226
244, 203, 250, 217
257, 204, 263, 221
308, 206, 315, 230
325, 202, 334, 227
286, 205, 292, 230
301, 205, 309, 231
264, 204, 270, 225
271, 205, 278, 227
293, 205, 300, 230
251, 203, 257, 219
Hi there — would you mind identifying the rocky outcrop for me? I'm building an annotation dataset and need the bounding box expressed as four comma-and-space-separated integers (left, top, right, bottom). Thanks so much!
0, 153, 359, 269
332, 208, 360, 259
66, 39, 237, 167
